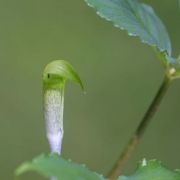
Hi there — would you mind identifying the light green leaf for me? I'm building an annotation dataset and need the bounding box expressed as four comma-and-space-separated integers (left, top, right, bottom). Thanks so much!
85, 0, 171, 55
43, 60, 84, 90
118, 159, 180, 180
15, 153, 105, 180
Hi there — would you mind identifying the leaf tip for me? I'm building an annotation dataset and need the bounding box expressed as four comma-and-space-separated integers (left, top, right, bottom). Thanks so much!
15, 162, 30, 176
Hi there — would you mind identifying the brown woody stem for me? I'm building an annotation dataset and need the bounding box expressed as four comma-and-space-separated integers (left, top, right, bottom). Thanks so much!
108, 76, 171, 180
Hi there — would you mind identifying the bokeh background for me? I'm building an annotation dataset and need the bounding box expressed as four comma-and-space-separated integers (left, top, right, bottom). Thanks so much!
0, 0, 179, 179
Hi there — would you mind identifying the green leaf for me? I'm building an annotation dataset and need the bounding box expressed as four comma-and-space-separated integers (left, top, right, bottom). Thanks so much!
85, 0, 171, 55
43, 60, 84, 90
15, 153, 105, 180
118, 159, 180, 180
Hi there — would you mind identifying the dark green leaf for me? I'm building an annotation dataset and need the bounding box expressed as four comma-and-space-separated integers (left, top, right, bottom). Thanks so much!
118, 159, 180, 180
15, 153, 105, 180
85, 0, 171, 55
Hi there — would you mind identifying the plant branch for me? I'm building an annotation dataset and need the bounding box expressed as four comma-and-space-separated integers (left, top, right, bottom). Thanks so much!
108, 76, 171, 180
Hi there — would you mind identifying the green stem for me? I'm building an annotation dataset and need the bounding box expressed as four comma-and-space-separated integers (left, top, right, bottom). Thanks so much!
108, 76, 171, 180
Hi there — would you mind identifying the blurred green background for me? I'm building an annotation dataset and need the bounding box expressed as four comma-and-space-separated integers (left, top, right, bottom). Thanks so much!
0, 0, 179, 179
